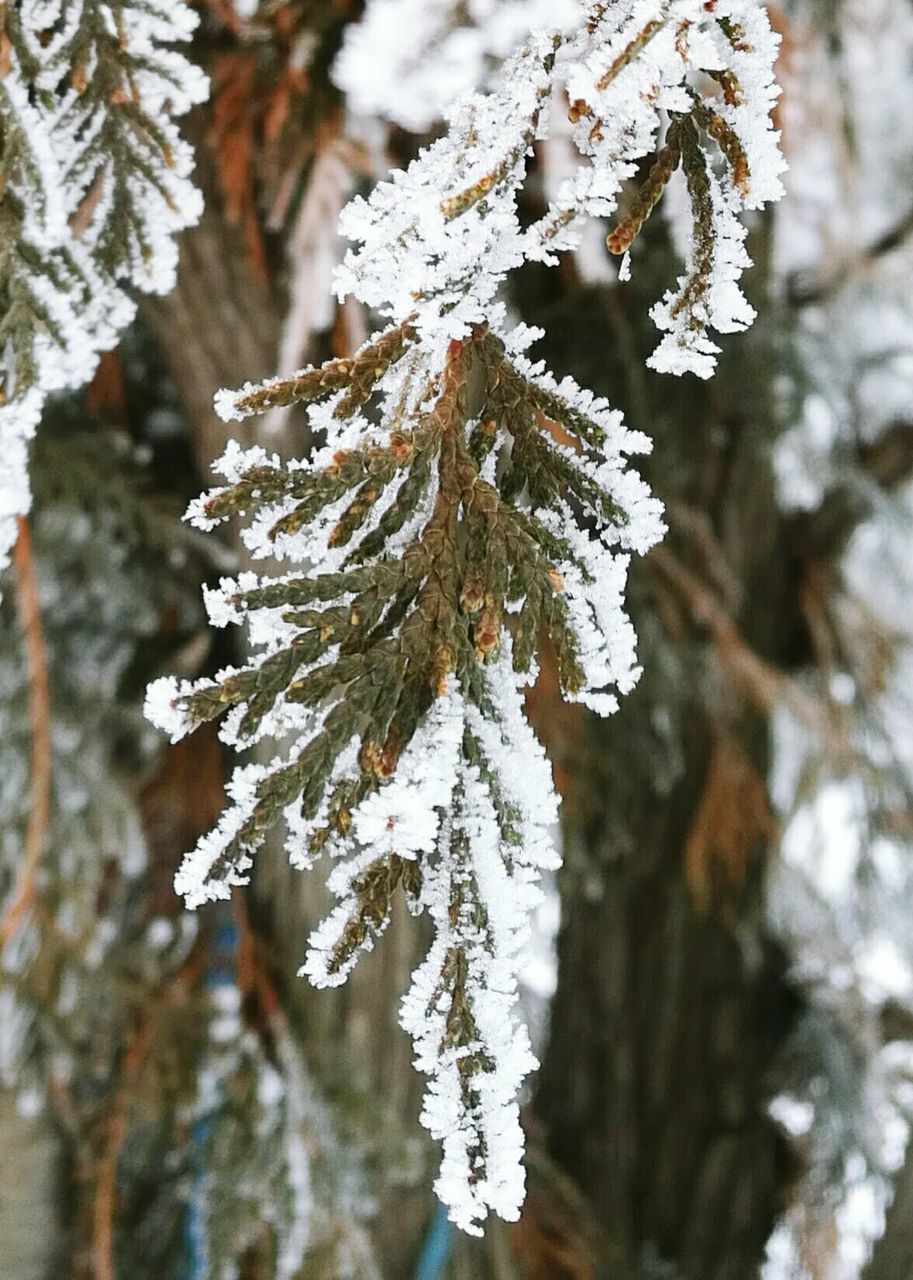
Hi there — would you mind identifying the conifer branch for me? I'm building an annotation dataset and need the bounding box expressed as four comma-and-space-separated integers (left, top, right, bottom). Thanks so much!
146, 0, 785, 1235
0, 0, 206, 586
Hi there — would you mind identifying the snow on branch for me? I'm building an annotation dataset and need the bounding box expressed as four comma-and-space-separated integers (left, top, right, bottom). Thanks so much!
334, 0, 581, 133
0, 0, 206, 582
146, 0, 783, 1236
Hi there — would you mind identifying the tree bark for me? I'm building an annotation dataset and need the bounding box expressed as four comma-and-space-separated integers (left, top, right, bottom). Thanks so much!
529, 242, 804, 1279
141, 117, 282, 474
537, 694, 797, 1279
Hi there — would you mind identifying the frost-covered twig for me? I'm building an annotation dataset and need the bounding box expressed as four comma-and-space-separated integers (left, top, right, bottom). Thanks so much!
334, 0, 580, 132
147, 0, 784, 1235
0, 0, 206, 584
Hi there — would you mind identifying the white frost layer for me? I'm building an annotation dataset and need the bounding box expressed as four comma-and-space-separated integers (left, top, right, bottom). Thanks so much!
0, 0, 206, 591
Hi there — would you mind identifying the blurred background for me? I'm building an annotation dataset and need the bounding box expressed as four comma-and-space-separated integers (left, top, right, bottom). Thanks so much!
1, 2, 912, 1277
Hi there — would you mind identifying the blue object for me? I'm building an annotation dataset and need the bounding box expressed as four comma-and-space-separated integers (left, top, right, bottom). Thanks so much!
414, 1201, 454, 1280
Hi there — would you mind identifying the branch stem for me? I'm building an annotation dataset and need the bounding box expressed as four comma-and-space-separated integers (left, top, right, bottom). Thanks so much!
1, 517, 52, 947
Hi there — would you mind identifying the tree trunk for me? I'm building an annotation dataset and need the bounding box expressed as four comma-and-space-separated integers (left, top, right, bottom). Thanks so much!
141, 120, 282, 473
530, 237, 804, 1278
537, 696, 797, 1279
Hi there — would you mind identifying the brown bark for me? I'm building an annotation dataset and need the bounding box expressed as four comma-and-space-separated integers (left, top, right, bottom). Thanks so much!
141, 116, 283, 473
536, 698, 797, 1279
529, 242, 805, 1279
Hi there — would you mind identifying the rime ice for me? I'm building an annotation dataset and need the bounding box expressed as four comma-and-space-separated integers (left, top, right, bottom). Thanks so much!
0, 1, 206, 587
146, 0, 783, 1236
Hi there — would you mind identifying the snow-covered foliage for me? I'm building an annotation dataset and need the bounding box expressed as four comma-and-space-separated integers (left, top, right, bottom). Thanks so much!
0, 426, 193, 1102
760, 3, 913, 1273
0, 0, 206, 582
332, 2, 785, 374
0, 420, 377, 1277
334, 0, 580, 132
146, 0, 784, 1235
190, 984, 379, 1280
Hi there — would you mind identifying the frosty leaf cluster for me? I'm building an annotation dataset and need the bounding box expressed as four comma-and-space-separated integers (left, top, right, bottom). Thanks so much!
147, 0, 784, 1236
190, 994, 376, 1280
0, 0, 206, 576
332, 0, 784, 374
334, 0, 581, 133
